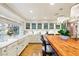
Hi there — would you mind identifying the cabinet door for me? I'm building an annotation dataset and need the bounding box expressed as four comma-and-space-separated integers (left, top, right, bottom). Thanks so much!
77, 22, 79, 38
16, 39, 25, 55
2, 47, 7, 56
26, 35, 30, 43
28, 35, 36, 43
7, 42, 17, 56
23, 37, 29, 45
16, 44, 22, 55
0, 49, 2, 56
16, 38, 28, 55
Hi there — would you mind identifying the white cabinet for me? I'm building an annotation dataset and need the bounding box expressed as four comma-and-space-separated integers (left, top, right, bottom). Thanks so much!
16, 36, 29, 55
77, 22, 79, 38
29, 35, 36, 43
0, 49, 2, 56
16, 39, 25, 55
0, 35, 29, 56
28, 34, 41, 43
34, 34, 41, 43
7, 42, 17, 56
0, 47, 7, 56
2, 47, 7, 56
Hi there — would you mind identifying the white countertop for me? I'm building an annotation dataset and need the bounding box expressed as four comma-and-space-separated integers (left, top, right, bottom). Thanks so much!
0, 34, 31, 48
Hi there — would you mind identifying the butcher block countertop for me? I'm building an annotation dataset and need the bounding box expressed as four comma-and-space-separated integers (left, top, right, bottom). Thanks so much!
46, 35, 79, 56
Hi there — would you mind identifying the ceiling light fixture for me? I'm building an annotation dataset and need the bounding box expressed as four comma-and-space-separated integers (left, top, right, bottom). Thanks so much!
32, 16, 36, 19
44, 17, 47, 19
30, 10, 33, 13
49, 3, 55, 5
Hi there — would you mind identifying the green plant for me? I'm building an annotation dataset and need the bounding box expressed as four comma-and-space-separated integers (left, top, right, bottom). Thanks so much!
58, 24, 70, 36
7, 29, 14, 36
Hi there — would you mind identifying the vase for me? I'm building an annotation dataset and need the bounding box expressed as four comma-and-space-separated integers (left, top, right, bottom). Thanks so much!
60, 35, 69, 40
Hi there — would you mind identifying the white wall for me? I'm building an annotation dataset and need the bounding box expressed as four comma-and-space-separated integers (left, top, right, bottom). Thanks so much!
0, 5, 25, 24
70, 4, 79, 18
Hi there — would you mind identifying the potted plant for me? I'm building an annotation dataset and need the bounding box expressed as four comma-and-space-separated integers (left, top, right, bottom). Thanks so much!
58, 24, 70, 40
7, 29, 14, 36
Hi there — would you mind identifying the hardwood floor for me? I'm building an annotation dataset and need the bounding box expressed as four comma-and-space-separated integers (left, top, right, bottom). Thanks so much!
20, 43, 42, 56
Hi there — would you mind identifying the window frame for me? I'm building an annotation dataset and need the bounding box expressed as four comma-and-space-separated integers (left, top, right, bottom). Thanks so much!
26, 23, 30, 29
49, 23, 54, 29
37, 23, 42, 29
44, 23, 48, 29
32, 23, 36, 29
56, 24, 60, 29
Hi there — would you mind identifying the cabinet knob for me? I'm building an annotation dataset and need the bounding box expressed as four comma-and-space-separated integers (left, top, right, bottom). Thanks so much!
4, 50, 6, 52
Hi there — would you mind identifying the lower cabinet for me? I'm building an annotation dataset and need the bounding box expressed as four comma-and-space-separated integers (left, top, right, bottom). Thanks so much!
0, 36, 28, 56
28, 34, 41, 43
1, 47, 7, 56
7, 42, 17, 56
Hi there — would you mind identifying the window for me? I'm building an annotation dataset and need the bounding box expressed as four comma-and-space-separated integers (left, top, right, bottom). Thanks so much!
37, 23, 42, 29
56, 24, 60, 29
44, 23, 48, 29
26, 23, 30, 29
13, 25, 19, 35
32, 23, 36, 29
49, 23, 54, 29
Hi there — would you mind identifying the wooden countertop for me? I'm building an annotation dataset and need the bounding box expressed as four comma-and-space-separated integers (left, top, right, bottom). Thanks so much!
46, 35, 79, 56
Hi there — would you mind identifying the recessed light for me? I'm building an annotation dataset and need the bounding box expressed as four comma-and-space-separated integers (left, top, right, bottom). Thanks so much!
30, 10, 33, 13
49, 3, 55, 5
44, 17, 47, 19
32, 16, 36, 19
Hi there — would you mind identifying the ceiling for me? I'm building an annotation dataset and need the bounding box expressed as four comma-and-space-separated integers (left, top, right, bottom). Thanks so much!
0, 3, 76, 21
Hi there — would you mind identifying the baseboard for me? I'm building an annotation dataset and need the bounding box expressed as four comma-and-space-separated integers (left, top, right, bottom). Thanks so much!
29, 42, 42, 44
19, 45, 29, 56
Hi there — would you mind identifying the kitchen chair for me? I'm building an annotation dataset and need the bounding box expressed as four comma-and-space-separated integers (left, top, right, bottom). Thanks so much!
41, 35, 56, 56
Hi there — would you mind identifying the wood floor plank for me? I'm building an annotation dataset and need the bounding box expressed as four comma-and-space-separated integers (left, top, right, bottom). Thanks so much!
20, 43, 42, 56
